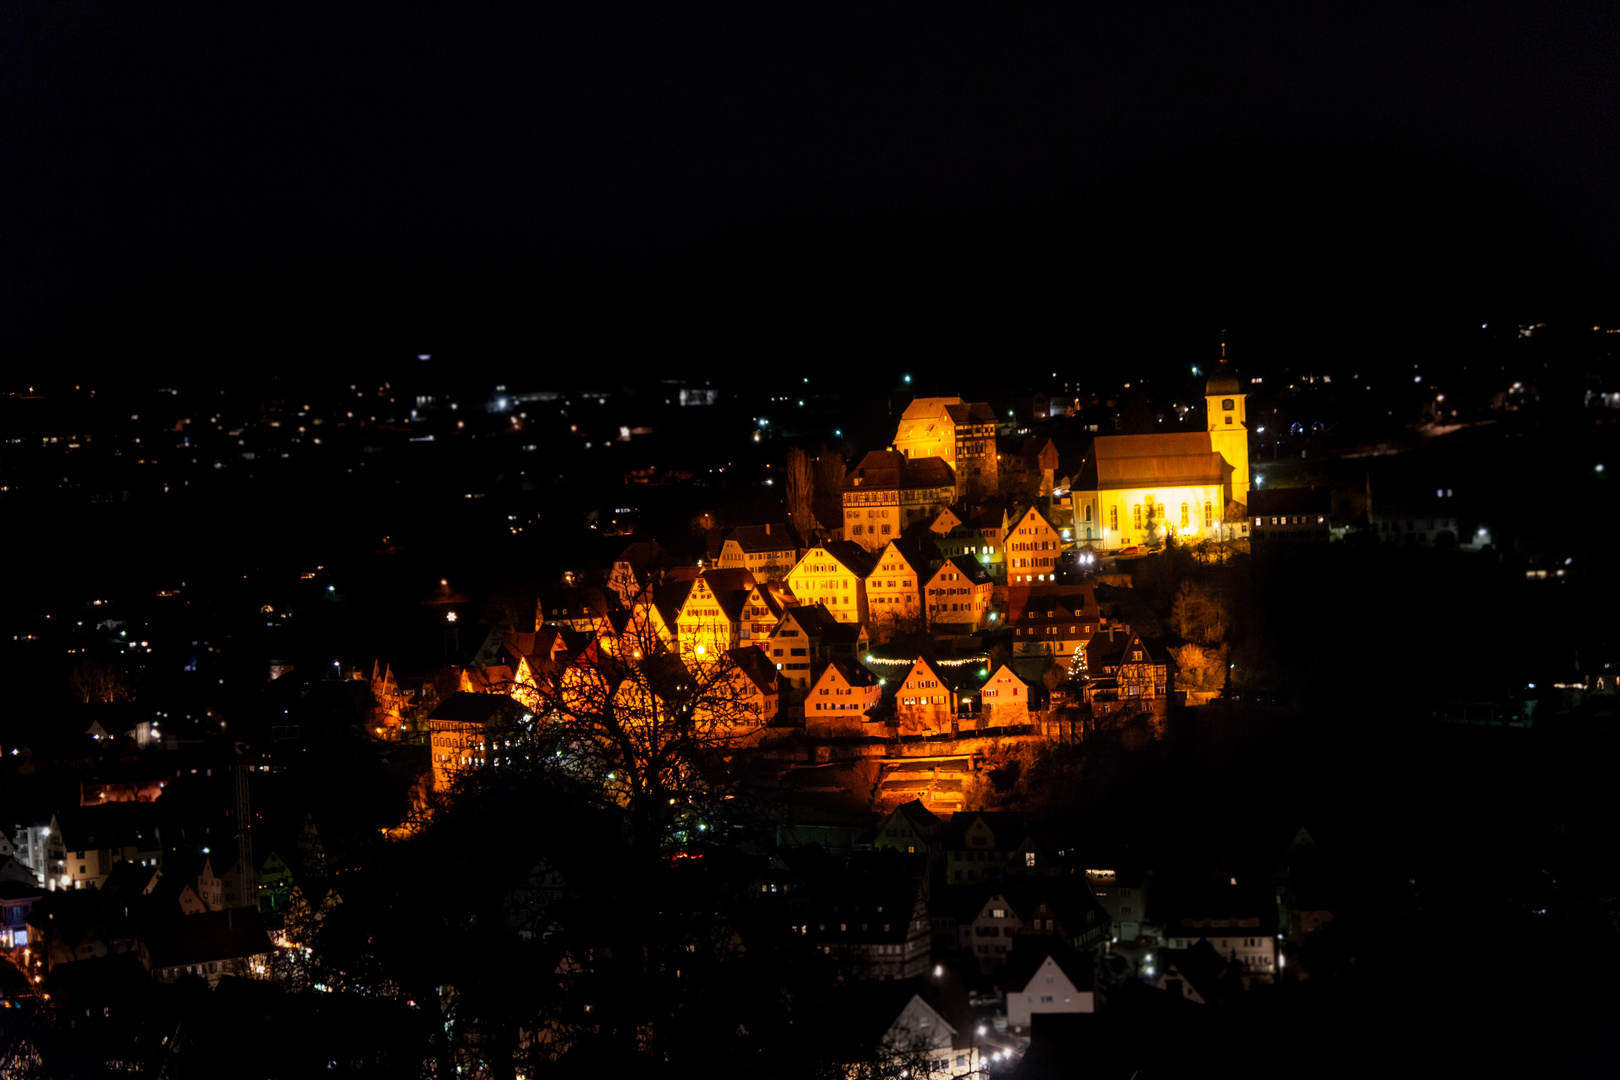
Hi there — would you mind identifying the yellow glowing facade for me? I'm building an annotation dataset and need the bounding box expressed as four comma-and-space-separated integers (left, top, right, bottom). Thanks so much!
1069, 376, 1250, 551
1006, 506, 1066, 583
784, 545, 871, 625
1072, 481, 1228, 550
895, 657, 955, 736
923, 557, 992, 629
676, 573, 749, 660
892, 396, 1000, 501
978, 664, 1032, 726
805, 660, 883, 738
865, 541, 924, 636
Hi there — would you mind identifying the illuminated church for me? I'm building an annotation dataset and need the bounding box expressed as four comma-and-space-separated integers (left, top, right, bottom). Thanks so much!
1069, 362, 1251, 550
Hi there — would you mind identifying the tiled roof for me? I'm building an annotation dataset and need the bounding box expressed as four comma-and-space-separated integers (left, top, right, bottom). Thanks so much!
844, 450, 956, 493
428, 691, 527, 727
939, 556, 992, 585
1084, 432, 1226, 490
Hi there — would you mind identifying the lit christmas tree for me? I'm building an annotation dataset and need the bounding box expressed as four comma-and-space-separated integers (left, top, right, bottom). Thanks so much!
1068, 639, 1088, 683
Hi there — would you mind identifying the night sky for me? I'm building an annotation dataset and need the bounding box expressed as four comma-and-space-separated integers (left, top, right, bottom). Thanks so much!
5, 2, 1618, 368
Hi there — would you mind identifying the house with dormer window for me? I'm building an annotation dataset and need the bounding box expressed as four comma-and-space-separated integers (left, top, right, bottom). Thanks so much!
1082, 628, 1168, 715
1009, 586, 1101, 663
929, 505, 1010, 581
709, 522, 802, 581
842, 451, 958, 551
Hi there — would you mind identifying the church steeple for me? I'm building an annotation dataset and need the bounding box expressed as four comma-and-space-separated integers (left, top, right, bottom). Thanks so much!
1205, 331, 1250, 508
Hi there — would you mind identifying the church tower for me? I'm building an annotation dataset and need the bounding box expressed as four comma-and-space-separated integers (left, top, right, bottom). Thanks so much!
1205, 336, 1250, 509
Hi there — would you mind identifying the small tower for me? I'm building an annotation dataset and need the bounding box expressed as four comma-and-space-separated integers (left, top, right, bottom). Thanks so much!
1205, 335, 1250, 508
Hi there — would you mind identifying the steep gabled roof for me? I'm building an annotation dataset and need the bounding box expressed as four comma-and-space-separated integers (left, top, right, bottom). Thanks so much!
612, 539, 674, 575
803, 540, 879, 579
884, 798, 941, 834
934, 556, 992, 586
1006, 950, 1096, 997
844, 451, 957, 494
1079, 432, 1226, 490
726, 647, 780, 695
1012, 503, 1062, 535
742, 583, 790, 619
942, 400, 999, 426
427, 692, 528, 727
1086, 630, 1157, 667
900, 655, 959, 691
982, 663, 1029, 691
1007, 584, 1098, 622
901, 456, 956, 489
813, 657, 880, 692
942, 810, 1029, 851
779, 603, 837, 637
651, 579, 696, 629
870, 536, 933, 579
724, 522, 801, 553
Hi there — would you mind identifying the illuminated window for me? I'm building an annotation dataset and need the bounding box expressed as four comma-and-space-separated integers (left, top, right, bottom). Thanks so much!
1206, 502, 1214, 527
1109, 506, 1118, 531
1180, 503, 1189, 528
1132, 505, 1142, 530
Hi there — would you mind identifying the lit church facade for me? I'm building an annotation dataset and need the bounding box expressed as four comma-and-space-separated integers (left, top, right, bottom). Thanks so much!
1069, 369, 1251, 551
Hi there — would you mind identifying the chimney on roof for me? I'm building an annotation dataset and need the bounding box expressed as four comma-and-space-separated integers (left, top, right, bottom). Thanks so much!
765, 523, 770, 535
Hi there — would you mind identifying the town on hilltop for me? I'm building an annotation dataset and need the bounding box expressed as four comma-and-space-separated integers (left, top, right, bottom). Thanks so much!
0, 340, 1614, 1080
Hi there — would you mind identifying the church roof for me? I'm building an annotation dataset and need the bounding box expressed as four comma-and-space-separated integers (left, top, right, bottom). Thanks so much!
1083, 432, 1226, 490
1205, 368, 1242, 395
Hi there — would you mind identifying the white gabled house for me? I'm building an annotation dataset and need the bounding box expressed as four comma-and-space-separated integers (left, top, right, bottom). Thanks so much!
1006, 952, 1096, 1031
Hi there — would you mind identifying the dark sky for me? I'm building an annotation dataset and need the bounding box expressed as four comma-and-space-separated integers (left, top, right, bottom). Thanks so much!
5, 2, 1617, 366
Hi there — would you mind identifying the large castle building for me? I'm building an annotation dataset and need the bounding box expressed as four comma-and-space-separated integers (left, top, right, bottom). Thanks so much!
892, 396, 1000, 502
1069, 365, 1251, 550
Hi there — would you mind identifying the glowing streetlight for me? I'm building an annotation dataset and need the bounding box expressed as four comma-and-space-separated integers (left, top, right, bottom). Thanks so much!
446, 612, 458, 623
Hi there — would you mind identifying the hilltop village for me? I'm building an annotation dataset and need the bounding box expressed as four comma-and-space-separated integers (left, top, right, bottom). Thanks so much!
426, 371, 1260, 806
0, 354, 1611, 1079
